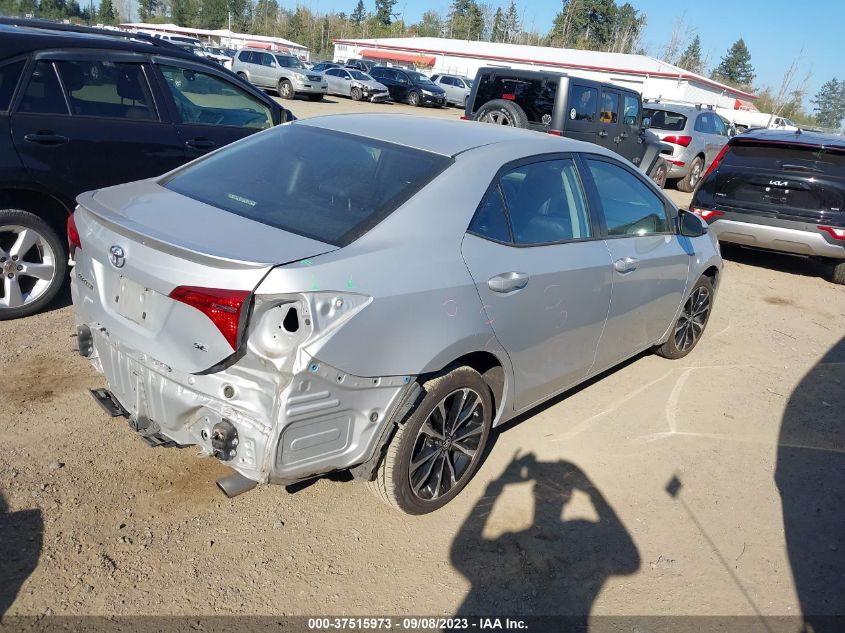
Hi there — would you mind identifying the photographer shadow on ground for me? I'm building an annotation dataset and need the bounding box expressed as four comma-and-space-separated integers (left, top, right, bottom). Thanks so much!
0, 492, 43, 616
450, 453, 639, 625
776, 337, 845, 633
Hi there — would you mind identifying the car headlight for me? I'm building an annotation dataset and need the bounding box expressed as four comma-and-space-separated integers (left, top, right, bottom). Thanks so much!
421, 89, 433, 96
293, 73, 307, 81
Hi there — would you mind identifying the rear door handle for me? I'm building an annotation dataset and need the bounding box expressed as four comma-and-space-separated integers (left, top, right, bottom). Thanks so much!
185, 138, 216, 150
613, 257, 640, 274
598, 130, 609, 138
24, 131, 69, 146
620, 132, 628, 139
488, 271, 529, 293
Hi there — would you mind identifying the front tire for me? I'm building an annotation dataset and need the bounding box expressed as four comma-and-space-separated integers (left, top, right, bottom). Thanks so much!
407, 91, 421, 107
367, 367, 493, 514
350, 87, 363, 101
278, 79, 294, 100
473, 99, 529, 128
656, 276, 714, 359
0, 209, 66, 320
677, 156, 704, 193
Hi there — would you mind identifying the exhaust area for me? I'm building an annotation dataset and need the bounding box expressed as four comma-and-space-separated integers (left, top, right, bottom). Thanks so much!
216, 472, 258, 498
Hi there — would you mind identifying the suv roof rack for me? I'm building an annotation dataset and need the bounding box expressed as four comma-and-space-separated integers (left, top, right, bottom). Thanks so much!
0, 17, 184, 52
644, 97, 716, 111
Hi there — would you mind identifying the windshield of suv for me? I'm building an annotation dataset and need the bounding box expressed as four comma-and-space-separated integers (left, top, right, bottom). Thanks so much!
644, 108, 687, 131
206, 47, 226, 56
407, 71, 435, 85
275, 55, 304, 68
163, 125, 452, 246
349, 71, 371, 81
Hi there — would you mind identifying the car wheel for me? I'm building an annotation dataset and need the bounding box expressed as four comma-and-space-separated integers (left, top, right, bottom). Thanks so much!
367, 366, 493, 514
307, 93, 324, 102
827, 259, 845, 285
656, 276, 714, 359
473, 99, 529, 128
236, 72, 247, 80
648, 158, 668, 189
407, 91, 421, 107
350, 87, 363, 101
677, 156, 704, 193
0, 209, 66, 321
278, 79, 294, 100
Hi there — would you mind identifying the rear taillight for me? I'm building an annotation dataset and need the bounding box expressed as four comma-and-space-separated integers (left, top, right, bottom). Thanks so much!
460, 115, 470, 120
548, 129, 562, 136
663, 135, 692, 147
691, 208, 724, 221
819, 225, 845, 241
169, 286, 250, 349
703, 144, 730, 179
67, 213, 81, 254
501, 93, 516, 101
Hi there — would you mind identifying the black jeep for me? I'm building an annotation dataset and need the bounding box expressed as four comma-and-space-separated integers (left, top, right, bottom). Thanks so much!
465, 67, 669, 187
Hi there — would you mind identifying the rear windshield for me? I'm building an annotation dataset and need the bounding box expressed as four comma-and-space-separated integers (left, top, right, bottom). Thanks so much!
724, 140, 845, 176
645, 108, 687, 131
162, 124, 451, 246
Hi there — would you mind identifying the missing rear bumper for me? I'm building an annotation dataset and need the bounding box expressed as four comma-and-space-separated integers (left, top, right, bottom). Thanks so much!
89, 388, 128, 417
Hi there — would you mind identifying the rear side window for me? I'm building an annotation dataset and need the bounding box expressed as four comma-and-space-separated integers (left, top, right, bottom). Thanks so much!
469, 186, 510, 243
645, 109, 687, 131
17, 61, 68, 115
163, 125, 452, 246
723, 141, 845, 176
0, 60, 25, 111
586, 159, 668, 236
600, 91, 619, 124
237, 51, 251, 62
56, 61, 157, 121
570, 85, 597, 122
474, 74, 557, 125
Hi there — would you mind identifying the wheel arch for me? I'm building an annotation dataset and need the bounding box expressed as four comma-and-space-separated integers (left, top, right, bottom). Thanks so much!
0, 188, 73, 251
422, 350, 507, 424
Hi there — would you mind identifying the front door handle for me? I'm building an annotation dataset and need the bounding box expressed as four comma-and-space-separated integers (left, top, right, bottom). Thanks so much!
488, 271, 529, 293
24, 131, 69, 146
185, 138, 216, 150
613, 257, 640, 274
620, 132, 628, 139
598, 130, 609, 138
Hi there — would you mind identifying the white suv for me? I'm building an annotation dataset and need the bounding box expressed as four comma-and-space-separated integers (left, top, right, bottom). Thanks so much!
232, 49, 327, 101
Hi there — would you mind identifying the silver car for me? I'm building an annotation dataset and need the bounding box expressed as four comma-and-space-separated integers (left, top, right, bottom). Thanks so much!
430, 73, 473, 107
323, 67, 389, 102
70, 115, 722, 514
232, 49, 327, 101
643, 102, 730, 192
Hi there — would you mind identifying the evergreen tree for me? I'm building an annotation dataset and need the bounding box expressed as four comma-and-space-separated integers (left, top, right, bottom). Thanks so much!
811, 78, 845, 129
448, 0, 483, 40
66, 0, 82, 16
97, 0, 117, 23
502, 0, 519, 43
198, 0, 227, 28
711, 38, 755, 88
549, 0, 641, 51
490, 7, 504, 42
138, 0, 157, 20
416, 10, 442, 37
350, 0, 366, 25
171, 0, 199, 26
374, 0, 396, 25
677, 34, 703, 74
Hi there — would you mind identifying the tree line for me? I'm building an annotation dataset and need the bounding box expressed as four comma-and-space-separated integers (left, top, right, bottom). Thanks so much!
1, 0, 841, 129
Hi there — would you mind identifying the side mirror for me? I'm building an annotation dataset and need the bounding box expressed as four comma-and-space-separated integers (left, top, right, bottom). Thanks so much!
678, 210, 707, 237
343, 75, 351, 80
270, 61, 277, 68
641, 116, 651, 129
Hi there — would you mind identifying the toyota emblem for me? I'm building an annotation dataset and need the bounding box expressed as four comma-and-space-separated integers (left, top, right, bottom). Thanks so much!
109, 245, 126, 268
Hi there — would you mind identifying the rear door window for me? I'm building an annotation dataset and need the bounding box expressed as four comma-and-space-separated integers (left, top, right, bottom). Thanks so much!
17, 60, 69, 115
468, 186, 511, 243
600, 90, 619, 124
570, 85, 597, 122
162, 124, 452, 246
56, 61, 157, 121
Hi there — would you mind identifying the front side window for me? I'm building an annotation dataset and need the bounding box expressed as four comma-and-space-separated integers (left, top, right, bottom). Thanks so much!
713, 115, 728, 136
600, 91, 619, 124
159, 65, 272, 129
17, 61, 68, 115
261, 53, 275, 67
570, 85, 597, 122
623, 94, 640, 127
586, 159, 668, 236
499, 159, 592, 245
0, 60, 25, 111
163, 124, 452, 246
56, 61, 157, 120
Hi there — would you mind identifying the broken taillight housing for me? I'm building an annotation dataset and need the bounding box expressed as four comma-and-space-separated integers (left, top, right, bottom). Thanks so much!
819, 225, 845, 241
169, 286, 251, 349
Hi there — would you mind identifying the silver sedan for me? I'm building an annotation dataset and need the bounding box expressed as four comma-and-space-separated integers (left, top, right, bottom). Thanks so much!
323, 67, 390, 102
71, 115, 722, 514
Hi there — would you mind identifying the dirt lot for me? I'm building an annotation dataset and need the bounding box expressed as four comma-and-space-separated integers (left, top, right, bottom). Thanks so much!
1, 95, 844, 623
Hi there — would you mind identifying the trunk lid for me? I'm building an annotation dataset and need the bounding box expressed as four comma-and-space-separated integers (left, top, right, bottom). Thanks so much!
73, 180, 338, 373
709, 138, 845, 223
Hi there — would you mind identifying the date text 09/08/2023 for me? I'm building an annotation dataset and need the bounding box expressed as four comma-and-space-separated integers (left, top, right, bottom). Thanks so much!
307, 618, 528, 630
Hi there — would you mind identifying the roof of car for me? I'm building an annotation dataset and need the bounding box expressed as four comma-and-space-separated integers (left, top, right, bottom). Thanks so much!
0, 20, 202, 64
298, 113, 609, 158
643, 102, 707, 114
734, 128, 845, 150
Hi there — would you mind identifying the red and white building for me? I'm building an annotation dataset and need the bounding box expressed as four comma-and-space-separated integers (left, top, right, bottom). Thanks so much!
333, 37, 755, 108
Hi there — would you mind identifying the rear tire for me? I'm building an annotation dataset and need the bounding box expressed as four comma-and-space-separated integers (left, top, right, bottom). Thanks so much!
677, 156, 704, 193
278, 79, 294, 100
367, 367, 493, 514
655, 276, 714, 359
473, 99, 528, 128
350, 87, 363, 101
827, 259, 845, 285
0, 209, 66, 321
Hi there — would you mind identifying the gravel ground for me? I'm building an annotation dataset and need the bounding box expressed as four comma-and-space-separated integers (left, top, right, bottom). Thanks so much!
1, 95, 844, 621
